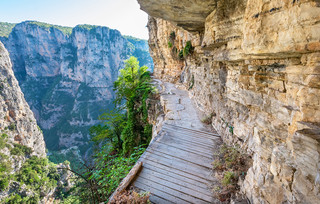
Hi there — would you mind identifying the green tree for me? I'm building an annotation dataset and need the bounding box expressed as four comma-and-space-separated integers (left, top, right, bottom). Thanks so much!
114, 56, 153, 155
90, 110, 125, 152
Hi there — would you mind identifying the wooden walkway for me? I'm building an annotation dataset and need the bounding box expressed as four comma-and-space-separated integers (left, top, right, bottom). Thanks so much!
132, 123, 221, 204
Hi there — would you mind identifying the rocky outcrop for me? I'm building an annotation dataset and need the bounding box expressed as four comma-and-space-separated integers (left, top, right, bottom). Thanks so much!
0, 41, 52, 202
0, 41, 45, 156
139, 0, 320, 203
0, 21, 153, 152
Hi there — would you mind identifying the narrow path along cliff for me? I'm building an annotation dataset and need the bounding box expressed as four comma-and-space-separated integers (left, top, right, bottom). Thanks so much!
130, 80, 223, 203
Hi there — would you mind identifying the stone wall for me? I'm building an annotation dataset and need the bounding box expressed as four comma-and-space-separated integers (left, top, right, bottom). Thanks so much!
140, 0, 320, 203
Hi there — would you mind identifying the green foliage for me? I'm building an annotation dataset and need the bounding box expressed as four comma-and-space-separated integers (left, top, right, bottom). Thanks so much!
13, 156, 59, 200
169, 31, 176, 41
60, 56, 152, 203
90, 110, 126, 152
114, 56, 154, 155
90, 146, 146, 202
0, 133, 8, 149
0, 22, 16, 37
10, 143, 33, 156
212, 144, 250, 201
222, 171, 235, 186
48, 149, 82, 170
28, 21, 72, 35
124, 35, 145, 42
183, 41, 193, 58
168, 41, 173, 48
0, 177, 10, 190
0, 149, 12, 191
75, 24, 97, 30
178, 49, 184, 60
188, 75, 194, 90
8, 123, 16, 131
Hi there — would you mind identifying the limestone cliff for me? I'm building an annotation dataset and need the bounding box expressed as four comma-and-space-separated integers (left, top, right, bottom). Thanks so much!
0, 41, 45, 157
0, 21, 153, 153
0, 41, 48, 201
138, 0, 320, 203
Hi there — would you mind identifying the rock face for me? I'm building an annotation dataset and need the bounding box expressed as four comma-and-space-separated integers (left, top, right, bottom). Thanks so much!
0, 21, 153, 152
0, 41, 45, 157
139, 0, 320, 203
0, 41, 47, 200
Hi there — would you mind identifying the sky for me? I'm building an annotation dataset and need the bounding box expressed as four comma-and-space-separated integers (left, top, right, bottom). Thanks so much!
0, 0, 149, 39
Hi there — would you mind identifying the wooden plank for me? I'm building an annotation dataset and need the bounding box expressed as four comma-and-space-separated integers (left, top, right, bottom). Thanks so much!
149, 195, 173, 204
138, 170, 213, 203
161, 132, 214, 151
135, 176, 211, 204
141, 150, 215, 180
142, 164, 210, 190
143, 149, 213, 176
134, 181, 191, 204
160, 133, 214, 153
163, 127, 219, 144
141, 159, 211, 184
147, 143, 213, 168
165, 124, 220, 137
141, 167, 213, 197
163, 128, 216, 143
158, 136, 214, 155
163, 125, 220, 139
157, 140, 214, 159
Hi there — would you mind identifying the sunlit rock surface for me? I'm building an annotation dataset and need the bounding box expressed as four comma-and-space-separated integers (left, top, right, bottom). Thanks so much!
139, 0, 320, 203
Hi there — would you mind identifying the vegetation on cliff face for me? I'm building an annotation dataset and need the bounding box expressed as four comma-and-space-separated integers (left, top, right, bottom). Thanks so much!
60, 57, 153, 203
0, 22, 16, 37
28, 21, 73, 35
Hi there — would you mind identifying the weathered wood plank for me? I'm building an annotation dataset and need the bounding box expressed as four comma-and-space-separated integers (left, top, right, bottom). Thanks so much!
164, 124, 220, 137
146, 143, 213, 168
137, 173, 213, 203
157, 140, 214, 159
135, 176, 211, 204
141, 150, 215, 180
141, 167, 213, 197
159, 134, 214, 153
163, 126, 220, 140
163, 129, 216, 144
142, 164, 210, 190
141, 159, 211, 184
163, 127, 219, 144
134, 181, 191, 204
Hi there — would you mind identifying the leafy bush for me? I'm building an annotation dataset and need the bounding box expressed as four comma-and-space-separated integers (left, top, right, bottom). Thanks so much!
0, 133, 8, 149
168, 41, 173, 48
13, 156, 59, 200
221, 171, 235, 186
10, 143, 33, 156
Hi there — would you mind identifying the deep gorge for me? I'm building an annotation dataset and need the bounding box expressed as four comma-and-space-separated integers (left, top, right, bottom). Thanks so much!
0, 21, 153, 154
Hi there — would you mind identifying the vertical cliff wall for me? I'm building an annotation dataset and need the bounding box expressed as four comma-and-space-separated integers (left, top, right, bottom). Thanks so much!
0, 21, 153, 152
138, 0, 320, 203
0, 41, 47, 200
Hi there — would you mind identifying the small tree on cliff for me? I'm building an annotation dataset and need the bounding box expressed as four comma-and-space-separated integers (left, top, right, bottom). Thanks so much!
114, 56, 153, 155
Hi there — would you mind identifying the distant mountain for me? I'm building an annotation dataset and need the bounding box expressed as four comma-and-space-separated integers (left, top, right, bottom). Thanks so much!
0, 21, 153, 155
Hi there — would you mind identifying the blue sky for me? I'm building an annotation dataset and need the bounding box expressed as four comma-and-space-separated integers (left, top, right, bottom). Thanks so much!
0, 0, 149, 39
